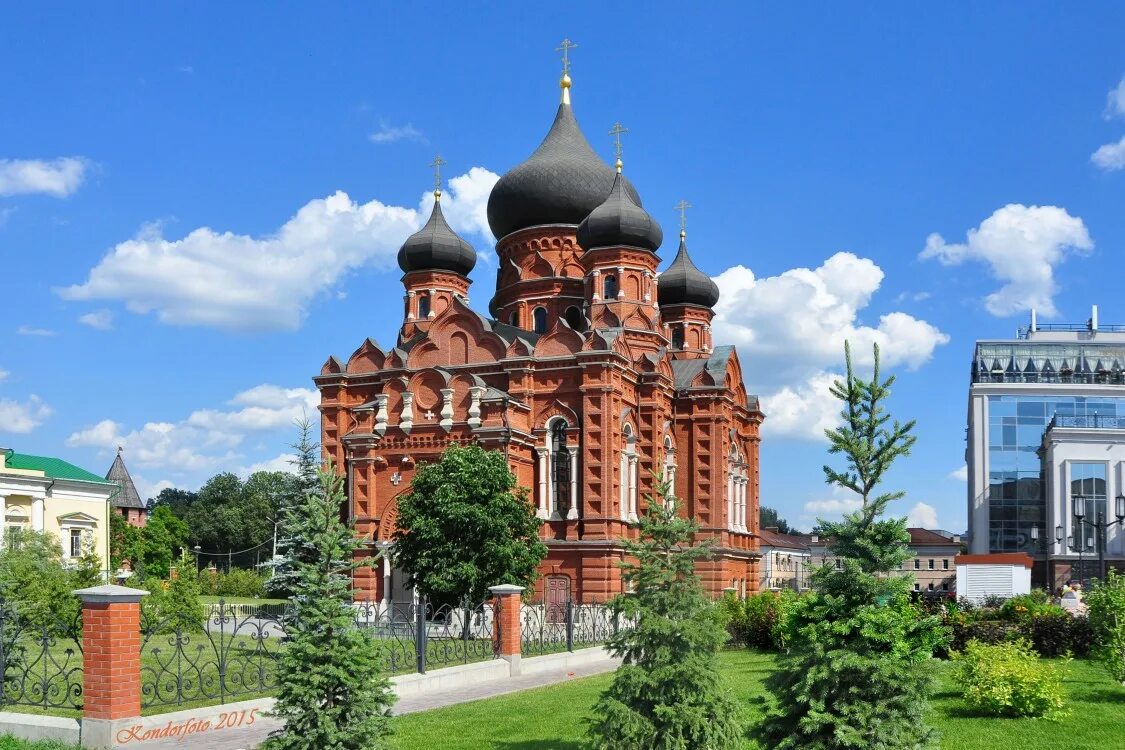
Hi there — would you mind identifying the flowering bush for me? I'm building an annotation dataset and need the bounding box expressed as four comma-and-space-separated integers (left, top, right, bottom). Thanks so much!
954, 639, 1069, 718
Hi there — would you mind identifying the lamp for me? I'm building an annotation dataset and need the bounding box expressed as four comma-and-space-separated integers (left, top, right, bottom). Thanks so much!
1055, 525, 1064, 542
1074, 495, 1086, 520
1031, 526, 1039, 541
1116, 494, 1125, 521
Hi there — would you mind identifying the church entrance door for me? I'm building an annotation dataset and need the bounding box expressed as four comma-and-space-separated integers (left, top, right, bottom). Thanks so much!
546, 575, 569, 623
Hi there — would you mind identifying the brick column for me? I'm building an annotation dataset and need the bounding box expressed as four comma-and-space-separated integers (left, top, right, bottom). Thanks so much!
74, 584, 149, 749
490, 584, 525, 675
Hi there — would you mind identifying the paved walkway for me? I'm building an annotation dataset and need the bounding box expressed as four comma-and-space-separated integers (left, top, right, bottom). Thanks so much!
135, 654, 618, 749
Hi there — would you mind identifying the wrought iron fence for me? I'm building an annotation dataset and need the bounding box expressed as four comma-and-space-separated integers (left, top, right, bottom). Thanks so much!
353, 598, 496, 674
521, 599, 620, 655
140, 599, 284, 709
0, 597, 83, 711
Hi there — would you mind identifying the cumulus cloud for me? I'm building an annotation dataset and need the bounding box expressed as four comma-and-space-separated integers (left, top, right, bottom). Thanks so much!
58, 168, 499, 331
950, 465, 968, 481
78, 310, 113, 330
907, 501, 939, 529
0, 368, 8, 382
66, 384, 318, 472
1105, 75, 1125, 120
0, 395, 52, 433
919, 204, 1092, 317
239, 453, 298, 477
369, 121, 425, 145
1092, 136, 1125, 171
712, 252, 948, 440
0, 158, 88, 197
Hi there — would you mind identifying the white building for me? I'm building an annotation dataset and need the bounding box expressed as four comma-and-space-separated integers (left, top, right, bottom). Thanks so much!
966, 306, 1125, 587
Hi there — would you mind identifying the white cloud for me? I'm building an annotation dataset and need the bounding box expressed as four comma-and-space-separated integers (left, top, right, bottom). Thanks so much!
712, 252, 948, 441
66, 384, 318, 472
0, 368, 8, 382
59, 168, 499, 331
78, 309, 113, 330
369, 121, 425, 144
17, 326, 56, 337
950, 465, 968, 481
804, 497, 863, 516
0, 395, 52, 433
239, 453, 298, 477
1091, 136, 1125, 171
132, 475, 175, 505
907, 501, 939, 529
920, 204, 1092, 317
759, 371, 840, 441
1105, 75, 1125, 120
0, 158, 87, 197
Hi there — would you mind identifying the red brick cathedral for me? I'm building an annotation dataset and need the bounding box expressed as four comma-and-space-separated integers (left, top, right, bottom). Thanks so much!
315, 70, 764, 604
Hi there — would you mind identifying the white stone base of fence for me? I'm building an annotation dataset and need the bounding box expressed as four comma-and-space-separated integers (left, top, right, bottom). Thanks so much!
0, 710, 81, 745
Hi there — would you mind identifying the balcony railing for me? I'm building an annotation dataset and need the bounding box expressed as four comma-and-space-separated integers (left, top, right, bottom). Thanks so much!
1047, 415, 1125, 430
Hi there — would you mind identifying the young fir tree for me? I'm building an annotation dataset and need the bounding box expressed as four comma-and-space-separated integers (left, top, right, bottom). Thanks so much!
263, 462, 394, 750
753, 342, 944, 750
587, 473, 743, 750
267, 416, 321, 597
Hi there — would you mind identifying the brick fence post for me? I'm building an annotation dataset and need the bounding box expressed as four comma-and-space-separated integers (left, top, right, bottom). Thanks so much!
73, 584, 149, 749
489, 584, 525, 676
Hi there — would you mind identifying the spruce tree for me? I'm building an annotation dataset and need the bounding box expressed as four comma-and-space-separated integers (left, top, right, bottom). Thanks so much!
587, 473, 743, 750
267, 416, 321, 597
753, 342, 943, 750
263, 462, 394, 750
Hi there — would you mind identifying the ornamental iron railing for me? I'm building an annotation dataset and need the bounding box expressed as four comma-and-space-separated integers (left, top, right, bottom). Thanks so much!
140, 599, 284, 709
353, 598, 497, 674
1049, 415, 1125, 430
521, 599, 621, 655
0, 597, 83, 711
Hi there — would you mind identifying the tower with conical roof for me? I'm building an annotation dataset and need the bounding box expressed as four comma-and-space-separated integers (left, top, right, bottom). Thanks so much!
105, 447, 147, 528
658, 203, 720, 357
398, 156, 477, 339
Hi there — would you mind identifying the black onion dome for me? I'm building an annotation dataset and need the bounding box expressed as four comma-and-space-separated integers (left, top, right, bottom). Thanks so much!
487, 101, 642, 239
576, 172, 663, 252
397, 199, 476, 276
658, 235, 720, 308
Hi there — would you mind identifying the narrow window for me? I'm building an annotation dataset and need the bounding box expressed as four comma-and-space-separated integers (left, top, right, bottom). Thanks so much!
914, 583, 920, 592
509, 311, 519, 327
418, 294, 431, 319
928, 559, 934, 570
603, 275, 618, 300
551, 421, 571, 517
533, 307, 548, 334
69, 529, 82, 558
914, 559, 920, 570
942, 559, 949, 570
564, 306, 585, 332
671, 327, 684, 349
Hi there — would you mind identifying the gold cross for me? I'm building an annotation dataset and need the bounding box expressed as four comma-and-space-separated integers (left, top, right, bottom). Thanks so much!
609, 122, 628, 163
429, 154, 446, 194
675, 200, 692, 234
556, 38, 578, 76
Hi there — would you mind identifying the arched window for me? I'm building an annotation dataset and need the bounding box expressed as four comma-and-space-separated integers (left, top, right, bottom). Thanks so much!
603, 275, 618, 300
533, 307, 548, 334
508, 311, 519, 327
662, 434, 677, 509
620, 424, 637, 522
728, 444, 747, 533
551, 420, 571, 518
563, 306, 585, 332
418, 294, 430, 319
671, 326, 684, 350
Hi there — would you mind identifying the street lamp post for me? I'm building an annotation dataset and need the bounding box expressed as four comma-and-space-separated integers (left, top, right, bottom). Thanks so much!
1073, 494, 1125, 582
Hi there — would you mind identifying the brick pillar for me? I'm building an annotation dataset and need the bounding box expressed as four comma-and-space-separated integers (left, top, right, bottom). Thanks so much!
74, 584, 149, 749
490, 584, 525, 675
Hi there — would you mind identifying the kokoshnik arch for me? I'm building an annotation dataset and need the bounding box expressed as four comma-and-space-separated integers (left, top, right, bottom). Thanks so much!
314, 56, 764, 604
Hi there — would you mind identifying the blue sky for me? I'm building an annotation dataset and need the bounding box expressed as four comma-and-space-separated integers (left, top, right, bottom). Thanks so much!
2, 3, 1125, 532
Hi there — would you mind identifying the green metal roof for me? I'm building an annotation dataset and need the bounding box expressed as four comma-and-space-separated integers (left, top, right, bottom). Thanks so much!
3, 451, 110, 484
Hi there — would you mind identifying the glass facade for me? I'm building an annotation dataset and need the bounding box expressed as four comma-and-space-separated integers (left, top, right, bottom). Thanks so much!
987, 395, 1125, 552
1069, 462, 1107, 551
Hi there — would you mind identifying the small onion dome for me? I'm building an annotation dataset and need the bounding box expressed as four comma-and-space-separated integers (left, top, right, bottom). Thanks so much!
576, 172, 663, 252
397, 197, 476, 276
657, 233, 720, 308
486, 99, 642, 240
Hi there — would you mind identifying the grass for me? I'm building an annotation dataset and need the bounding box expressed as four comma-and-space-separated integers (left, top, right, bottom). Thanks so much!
390, 649, 1125, 750
0, 737, 78, 750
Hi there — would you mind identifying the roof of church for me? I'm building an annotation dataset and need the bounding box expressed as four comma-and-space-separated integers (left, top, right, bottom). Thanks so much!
486, 98, 641, 240
397, 198, 476, 276
105, 449, 146, 509
671, 346, 735, 389
576, 171, 662, 253
658, 234, 720, 309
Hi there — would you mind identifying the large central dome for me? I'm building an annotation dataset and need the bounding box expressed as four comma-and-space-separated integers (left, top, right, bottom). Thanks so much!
487, 92, 641, 240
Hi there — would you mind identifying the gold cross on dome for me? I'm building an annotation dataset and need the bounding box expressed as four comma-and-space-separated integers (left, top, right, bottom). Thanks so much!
609, 122, 628, 162
675, 200, 692, 234
556, 37, 577, 76
429, 154, 447, 193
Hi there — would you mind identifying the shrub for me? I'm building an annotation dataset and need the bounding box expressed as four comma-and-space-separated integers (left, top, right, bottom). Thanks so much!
1020, 611, 1094, 658
141, 557, 205, 634
1085, 569, 1125, 683
721, 591, 792, 651
1000, 591, 1052, 620
954, 639, 1068, 718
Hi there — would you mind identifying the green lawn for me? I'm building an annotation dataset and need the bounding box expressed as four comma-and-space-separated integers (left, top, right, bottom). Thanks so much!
391, 650, 1125, 750
0, 737, 77, 750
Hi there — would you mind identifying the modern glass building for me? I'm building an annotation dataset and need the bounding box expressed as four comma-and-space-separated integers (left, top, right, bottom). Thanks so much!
966, 308, 1125, 585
